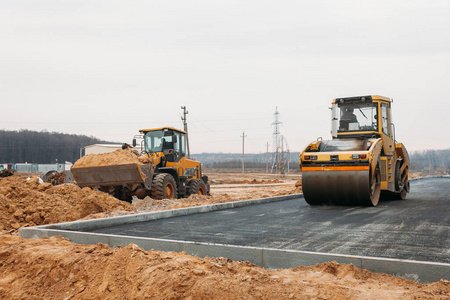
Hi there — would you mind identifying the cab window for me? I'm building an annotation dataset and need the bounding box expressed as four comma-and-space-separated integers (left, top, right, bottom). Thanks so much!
179, 133, 186, 156
381, 103, 390, 136
337, 102, 378, 132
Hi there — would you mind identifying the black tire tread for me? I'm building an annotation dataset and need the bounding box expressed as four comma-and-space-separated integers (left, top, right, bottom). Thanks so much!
151, 173, 177, 200
188, 179, 207, 196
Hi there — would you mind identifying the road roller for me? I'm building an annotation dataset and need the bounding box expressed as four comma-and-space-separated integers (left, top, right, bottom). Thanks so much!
300, 95, 409, 206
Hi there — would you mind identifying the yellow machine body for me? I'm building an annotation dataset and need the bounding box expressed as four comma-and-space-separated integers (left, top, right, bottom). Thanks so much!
72, 127, 209, 202
300, 95, 409, 206
138, 127, 203, 182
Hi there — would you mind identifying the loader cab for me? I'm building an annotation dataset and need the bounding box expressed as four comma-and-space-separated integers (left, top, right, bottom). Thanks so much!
140, 127, 186, 162
331, 95, 392, 140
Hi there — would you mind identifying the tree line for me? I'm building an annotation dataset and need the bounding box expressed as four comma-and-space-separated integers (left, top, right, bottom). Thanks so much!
1, 129, 448, 172
0, 130, 106, 164
192, 153, 301, 170
194, 149, 450, 172
409, 149, 450, 172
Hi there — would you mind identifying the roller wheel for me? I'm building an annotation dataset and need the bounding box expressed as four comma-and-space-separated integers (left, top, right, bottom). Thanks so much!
367, 163, 381, 206
394, 161, 408, 200
304, 185, 324, 205
188, 179, 207, 196
151, 173, 177, 200
398, 184, 408, 200
301, 174, 326, 205
304, 198, 324, 205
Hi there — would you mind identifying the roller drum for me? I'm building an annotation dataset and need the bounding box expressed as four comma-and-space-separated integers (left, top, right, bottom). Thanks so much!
302, 170, 380, 206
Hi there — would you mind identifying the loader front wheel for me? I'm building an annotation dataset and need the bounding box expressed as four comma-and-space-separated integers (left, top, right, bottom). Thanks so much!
188, 179, 207, 196
151, 173, 177, 200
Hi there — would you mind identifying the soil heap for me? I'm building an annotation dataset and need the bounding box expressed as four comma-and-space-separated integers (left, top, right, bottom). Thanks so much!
0, 234, 448, 299
72, 149, 151, 167
0, 176, 132, 231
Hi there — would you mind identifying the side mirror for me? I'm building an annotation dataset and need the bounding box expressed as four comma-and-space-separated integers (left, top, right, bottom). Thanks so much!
172, 135, 178, 143
132, 139, 137, 147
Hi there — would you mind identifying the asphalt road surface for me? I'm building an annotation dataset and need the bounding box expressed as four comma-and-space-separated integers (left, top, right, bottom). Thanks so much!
88, 177, 450, 263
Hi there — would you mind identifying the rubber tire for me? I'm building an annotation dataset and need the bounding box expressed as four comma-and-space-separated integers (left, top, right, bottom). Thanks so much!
367, 163, 381, 206
188, 179, 207, 196
394, 161, 408, 200
113, 186, 133, 203
151, 173, 177, 200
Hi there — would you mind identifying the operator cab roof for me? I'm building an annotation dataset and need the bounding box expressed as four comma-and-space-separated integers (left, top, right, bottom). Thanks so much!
139, 127, 186, 134
332, 95, 391, 104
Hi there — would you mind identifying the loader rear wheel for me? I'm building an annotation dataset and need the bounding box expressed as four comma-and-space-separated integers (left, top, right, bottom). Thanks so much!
113, 186, 133, 203
188, 179, 207, 196
151, 173, 177, 200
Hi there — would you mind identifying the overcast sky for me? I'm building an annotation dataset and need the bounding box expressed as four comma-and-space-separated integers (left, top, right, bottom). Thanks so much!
1, 0, 449, 154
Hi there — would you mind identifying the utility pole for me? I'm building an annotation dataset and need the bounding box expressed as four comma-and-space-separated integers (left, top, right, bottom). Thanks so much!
266, 142, 269, 173
271, 107, 282, 173
181, 106, 190, 157
241, 131, 247, 174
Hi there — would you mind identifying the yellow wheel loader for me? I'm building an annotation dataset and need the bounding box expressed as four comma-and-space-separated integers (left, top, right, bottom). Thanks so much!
71, 127, 209, 202
300, 95, 409, 206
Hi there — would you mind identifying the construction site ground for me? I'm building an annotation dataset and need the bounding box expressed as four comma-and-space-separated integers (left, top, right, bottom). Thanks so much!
87, 177, 450, 264
1, 171, 449, 299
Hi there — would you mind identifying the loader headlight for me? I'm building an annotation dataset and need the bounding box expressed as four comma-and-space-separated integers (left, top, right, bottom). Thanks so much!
352, 154, 367, 159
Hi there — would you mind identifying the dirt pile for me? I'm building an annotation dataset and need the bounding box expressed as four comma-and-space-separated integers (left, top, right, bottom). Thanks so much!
71, 149, 153, 182
0, 176, 132, 231
47, 171, 66, 185
0, 173, 301, 231
242, 179, 282, 184
0, 169, 14, 177
0, 234, 448, 299
212, 179, 283, 185
281, 180, 302, 195
72, 149, 151, 168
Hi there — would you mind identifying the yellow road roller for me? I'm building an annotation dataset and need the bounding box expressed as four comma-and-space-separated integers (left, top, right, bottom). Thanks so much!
300, 95, 409, 206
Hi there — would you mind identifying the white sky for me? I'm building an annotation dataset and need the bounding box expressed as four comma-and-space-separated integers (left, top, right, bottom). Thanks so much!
1, 0, 449, 154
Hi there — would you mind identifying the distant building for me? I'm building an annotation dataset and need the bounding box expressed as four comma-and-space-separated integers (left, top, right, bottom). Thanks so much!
0, 164, 14, 171
84, 144, 123, 156
14, 163, 70, 173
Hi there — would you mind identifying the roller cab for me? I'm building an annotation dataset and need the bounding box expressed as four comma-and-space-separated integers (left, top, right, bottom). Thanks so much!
300, 95, 409, 206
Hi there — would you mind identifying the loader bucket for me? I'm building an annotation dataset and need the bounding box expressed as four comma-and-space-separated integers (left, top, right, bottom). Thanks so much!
71, 163, 153, 189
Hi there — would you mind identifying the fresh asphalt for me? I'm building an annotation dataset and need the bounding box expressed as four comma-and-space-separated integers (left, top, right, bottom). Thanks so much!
86, 177, 450, 263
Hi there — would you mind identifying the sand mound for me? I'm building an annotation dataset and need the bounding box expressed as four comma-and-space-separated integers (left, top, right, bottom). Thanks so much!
0, 176, 133, 231
47, 171, 66, 185
0, 234, 448, 299
72, 149, 150, 168
213, 179, 284, 185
